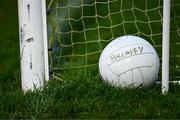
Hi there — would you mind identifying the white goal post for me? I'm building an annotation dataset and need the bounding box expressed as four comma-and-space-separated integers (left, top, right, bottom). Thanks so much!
17, 0, 179, 93
18, 0, 49, 91
161, 0, 180, 94
162, 0, 170, 95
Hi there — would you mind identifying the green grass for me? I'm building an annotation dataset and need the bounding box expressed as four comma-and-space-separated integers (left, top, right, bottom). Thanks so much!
1, 75, 180, 119
1, 0, 180, 119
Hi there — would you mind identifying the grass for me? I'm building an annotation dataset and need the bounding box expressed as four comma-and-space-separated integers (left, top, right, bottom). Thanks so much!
1, 75, 180, 119
1, 0, 180, 119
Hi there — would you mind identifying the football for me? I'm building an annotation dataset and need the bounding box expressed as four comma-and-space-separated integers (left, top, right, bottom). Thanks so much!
99, 35, 160, 88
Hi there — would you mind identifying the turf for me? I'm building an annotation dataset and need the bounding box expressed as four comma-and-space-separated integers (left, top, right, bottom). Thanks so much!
1, 0, 180, 119
1, 75, 180, 119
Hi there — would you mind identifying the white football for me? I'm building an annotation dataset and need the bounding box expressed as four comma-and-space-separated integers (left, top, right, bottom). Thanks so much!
99, 35, 160, 88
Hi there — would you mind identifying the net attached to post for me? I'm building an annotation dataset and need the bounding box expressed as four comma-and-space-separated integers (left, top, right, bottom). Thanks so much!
47, 0, 180, 80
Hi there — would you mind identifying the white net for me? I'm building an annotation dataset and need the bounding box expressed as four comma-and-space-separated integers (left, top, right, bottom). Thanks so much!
47, 0, 180, 80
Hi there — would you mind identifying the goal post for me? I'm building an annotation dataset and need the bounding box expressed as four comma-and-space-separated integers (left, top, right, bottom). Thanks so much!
18, 0, 49, 91
162, 0, 170, 94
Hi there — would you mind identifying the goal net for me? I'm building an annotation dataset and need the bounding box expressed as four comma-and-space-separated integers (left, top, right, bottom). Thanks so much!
47, 0, 180, 81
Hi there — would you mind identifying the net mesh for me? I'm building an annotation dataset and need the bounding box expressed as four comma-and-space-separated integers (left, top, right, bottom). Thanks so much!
47, 0, 180, 80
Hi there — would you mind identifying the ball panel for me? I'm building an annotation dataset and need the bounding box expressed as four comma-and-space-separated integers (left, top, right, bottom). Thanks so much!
107, 54, 154, 76
139, 67, 156, 86
131, 68, 144, 87
105, 44, 154, 65
117, 70, 134, 88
